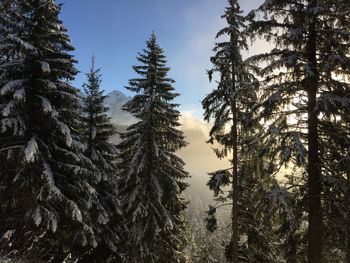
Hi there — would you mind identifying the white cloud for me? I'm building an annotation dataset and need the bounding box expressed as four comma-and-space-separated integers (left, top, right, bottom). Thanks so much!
178, 111, 230, 176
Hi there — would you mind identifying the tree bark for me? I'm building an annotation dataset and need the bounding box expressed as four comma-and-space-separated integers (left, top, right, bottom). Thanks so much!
306, 1, 322, 262
346, 170, 350, 263
230, 39, 239, 263
231, 102, 239, 263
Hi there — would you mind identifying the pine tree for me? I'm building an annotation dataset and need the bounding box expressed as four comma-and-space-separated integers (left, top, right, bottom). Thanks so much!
246, 0, 350, 261
0, 1, 111, 261
202, 1, 274, 262
80, 57, 127, 262
118, 33, 189, 262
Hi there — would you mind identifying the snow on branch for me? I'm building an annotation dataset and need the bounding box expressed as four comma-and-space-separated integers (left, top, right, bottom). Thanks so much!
24, 137, 39, 163
205, 205, 218, 233
7, 34, 38, 54
268, 185, 295, 225
37, 96, 53, 113
207, 169, 231, 197
55, 120, 72, 147
42, 161, 62, 198
2, 100, 14, 117
38, 61, 51, 74
1, 79, 26, 95
14, 88, 25, 101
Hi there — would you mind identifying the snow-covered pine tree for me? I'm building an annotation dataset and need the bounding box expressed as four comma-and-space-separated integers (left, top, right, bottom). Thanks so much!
118, 33, 189, 262
246, 0, 350, 261
316, 1, 350, 261
0, 1, 110, 261
80, 57, 127, 262
202, 1, 276, 262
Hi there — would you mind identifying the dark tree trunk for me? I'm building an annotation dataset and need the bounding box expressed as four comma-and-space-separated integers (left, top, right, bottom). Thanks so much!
306, 1, 322, 262
346, 171, 350, 263
230, 43, 239, 263
231, 101, 238, 263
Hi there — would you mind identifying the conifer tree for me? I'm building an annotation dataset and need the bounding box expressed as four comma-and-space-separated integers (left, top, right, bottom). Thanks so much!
80, 57, 127, 262
202, 1, 276, 262
246, 0, 350, 261
118, 33, 189, 262
0, 1, 113, 261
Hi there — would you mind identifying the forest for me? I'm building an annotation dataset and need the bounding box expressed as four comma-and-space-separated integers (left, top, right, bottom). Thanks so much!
0, 0, 349, 262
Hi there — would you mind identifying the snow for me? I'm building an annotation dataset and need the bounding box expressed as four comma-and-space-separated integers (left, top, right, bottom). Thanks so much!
7, 34, 38, 54
62, 253, 78, 263
0, 257, 12, 263
1, 80, 25, 95
126, 187, 140, 210
39, 61, 51, 74
91, 125, 96, 140
38, 96, 53, 113
46, 58, 71, 64
72, 140, 88, 152
2, 230, 14, 241
56, 121, 72, 147
49, 214, 58, 233
2, 101, 14, 117
208, 170, 230, 197
1, 118, 26, 136
69, 201, 82, 222
132, 204, 148, 222
84, 182, 96, 195
153, 141, 159, 157
90, 148, 98, 161
39, 79, 57, 91
78, 234, 87, 247
137, 154, 147, 174
32, 207, 42, 227
292, 132, 305, 164
14, 88, 25, 100
42, 161, 62, 197
214, 173, 227, 186
269, 186, 295, 223
97, 213, 109, 225
152, 176, 164, 202
164, 217, 173, 231
24, 137, 38, 163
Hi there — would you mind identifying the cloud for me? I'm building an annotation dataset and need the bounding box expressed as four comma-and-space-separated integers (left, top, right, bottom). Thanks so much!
178, 111, 230, 176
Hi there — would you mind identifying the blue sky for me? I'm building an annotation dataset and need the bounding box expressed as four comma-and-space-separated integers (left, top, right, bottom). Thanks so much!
60, 0, 265, 118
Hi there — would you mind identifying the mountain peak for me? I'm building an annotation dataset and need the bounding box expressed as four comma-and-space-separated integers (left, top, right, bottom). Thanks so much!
105, 90, 135, 126
107, 90, 128, 99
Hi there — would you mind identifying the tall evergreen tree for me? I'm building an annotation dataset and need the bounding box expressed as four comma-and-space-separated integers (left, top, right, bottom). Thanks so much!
0, 1, 114, 261
202, 1, 276, 262
246, 0, 350, 261
80, 57, 127, 262
118, 33, 189, 262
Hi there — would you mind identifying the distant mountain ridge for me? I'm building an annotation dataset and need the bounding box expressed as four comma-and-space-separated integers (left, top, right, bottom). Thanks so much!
104, 90, 136, 126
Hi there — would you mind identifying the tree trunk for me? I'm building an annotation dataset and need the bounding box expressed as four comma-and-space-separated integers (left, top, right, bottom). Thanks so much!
346, 170, 350, 263
306, 1, 322, 262
231, 101, 238, 263
230, 41, 239, 263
